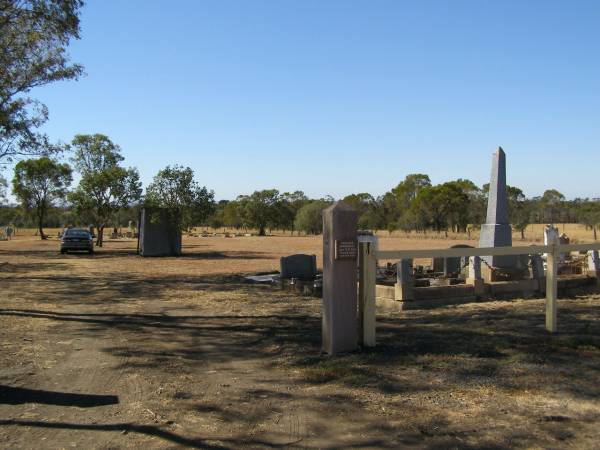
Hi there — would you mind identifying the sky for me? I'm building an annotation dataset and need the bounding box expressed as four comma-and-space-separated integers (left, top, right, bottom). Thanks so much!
32, 0, 600, 201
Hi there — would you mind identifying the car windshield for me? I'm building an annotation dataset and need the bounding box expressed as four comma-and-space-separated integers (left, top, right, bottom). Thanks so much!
65, 230, 90, 238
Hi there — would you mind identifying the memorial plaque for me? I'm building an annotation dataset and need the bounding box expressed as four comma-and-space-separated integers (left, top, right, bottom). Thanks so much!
335, 240, 357, 260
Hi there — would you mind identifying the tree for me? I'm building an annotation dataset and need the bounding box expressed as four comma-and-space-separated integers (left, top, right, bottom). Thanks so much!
276, 191, 308, 234
1, 0, 84, 164
411, 183, 470, 234
504, 186, 530, 240
580, 201, 600, 241
384, 174, 431, 231
145, 165, 215, 231
12, 156, 72, 238
222, 200, 242, 229
69, 134, 142, 246
238, 189, 280, 236
0, 175, 7, 204
208, 200, 228, 230
540, 189, 565, 224
294, 199, 331, 235
343, 193, 382, 230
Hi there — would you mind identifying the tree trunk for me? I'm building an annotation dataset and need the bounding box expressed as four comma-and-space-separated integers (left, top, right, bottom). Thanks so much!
258, 225, 265, 236
37, 206, 46, 240
594, 226, 597, 241
521, 229, 525, 240
96, 226, 104, 247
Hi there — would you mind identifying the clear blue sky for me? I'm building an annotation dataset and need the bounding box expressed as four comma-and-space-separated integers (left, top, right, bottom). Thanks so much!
34, 0, 600, 200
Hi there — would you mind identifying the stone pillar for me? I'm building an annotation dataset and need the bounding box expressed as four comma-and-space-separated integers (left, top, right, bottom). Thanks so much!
466, 256, 485, 295
479, 147, 517, 278
588, 250, 600, 285
530, 254, 546, 293
395, 259, 414, 301
322, 202, 358, 354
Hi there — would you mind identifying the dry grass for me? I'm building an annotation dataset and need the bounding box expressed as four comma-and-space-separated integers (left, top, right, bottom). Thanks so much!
1, 234, 600, 448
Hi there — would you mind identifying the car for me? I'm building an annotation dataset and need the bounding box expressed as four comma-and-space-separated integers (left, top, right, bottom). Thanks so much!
60, 228, 94, 255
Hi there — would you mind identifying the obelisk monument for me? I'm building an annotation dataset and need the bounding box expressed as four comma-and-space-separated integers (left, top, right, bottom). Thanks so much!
479, 147, 517, 270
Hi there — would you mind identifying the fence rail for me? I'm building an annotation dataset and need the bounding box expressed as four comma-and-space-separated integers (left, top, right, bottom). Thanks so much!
357, 241, 600, 347
377, 243, 600, 260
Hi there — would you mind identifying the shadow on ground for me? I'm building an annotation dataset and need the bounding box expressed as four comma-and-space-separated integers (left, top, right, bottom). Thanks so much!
1, 255, 600, 448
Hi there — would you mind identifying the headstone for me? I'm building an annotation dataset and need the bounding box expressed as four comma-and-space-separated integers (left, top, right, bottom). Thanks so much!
395, 258, 414, 300
138, 208, 182, 256
443, 258, 460, 276
479, 147, 517, 269
544, 225, 563, 262
466, 256, 485, 295
468, 256, 482, 280
558, 233, 570, 262
531, 254, 545, 280
588, 250, 600, 281
432, 257, 444, 273
280, 254, 317, 280
322, 202, 358, 354
544, 225, 559, 246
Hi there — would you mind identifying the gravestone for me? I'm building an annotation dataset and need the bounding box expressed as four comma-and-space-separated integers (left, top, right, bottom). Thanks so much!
544, 225, 564, 263
395, 258, 414, 300
138, 208, 182, 256
588, 250, 600, 281
444, 245, 473, 276
322, 202, 358, 354
280, 254, 317, 280
432, 257, 444, 273
467, 256, 485, 295
530, 254, 545, 291
544, 225, 559, 246
479, 147, 517, 270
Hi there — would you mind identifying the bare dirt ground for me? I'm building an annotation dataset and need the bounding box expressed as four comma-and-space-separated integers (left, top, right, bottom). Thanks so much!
1, 234, 600, 449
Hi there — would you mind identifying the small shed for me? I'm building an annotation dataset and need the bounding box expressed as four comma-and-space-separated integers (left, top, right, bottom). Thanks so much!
138, 208, 182, 256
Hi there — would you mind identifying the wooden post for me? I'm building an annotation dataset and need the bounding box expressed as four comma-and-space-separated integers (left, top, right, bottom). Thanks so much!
546, 244, 558, 333
359, 241, 376, 347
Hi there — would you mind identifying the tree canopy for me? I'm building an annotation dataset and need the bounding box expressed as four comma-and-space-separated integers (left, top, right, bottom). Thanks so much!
69, 134, 142, 246
1, 0, 84, 164
145, 165, 215, 231
12, 156, 72, 238
237, 189, 280, 236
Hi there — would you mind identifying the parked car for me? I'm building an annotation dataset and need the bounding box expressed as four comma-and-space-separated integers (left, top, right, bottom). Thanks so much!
60, 228, 94, 254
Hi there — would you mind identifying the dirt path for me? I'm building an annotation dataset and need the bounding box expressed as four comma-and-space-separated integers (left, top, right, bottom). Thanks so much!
1, 236, 600, 448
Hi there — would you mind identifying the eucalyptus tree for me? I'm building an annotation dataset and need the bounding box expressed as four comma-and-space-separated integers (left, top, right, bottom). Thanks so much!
237, 189, 280, 236
69, 134, 142, 246
12, 156, 72, 238
1, 0, 84, 164
145, 165, 215, 231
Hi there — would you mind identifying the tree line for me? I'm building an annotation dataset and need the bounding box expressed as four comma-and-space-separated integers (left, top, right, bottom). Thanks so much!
206, 175, 600, 240
2, 143, 600, 243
